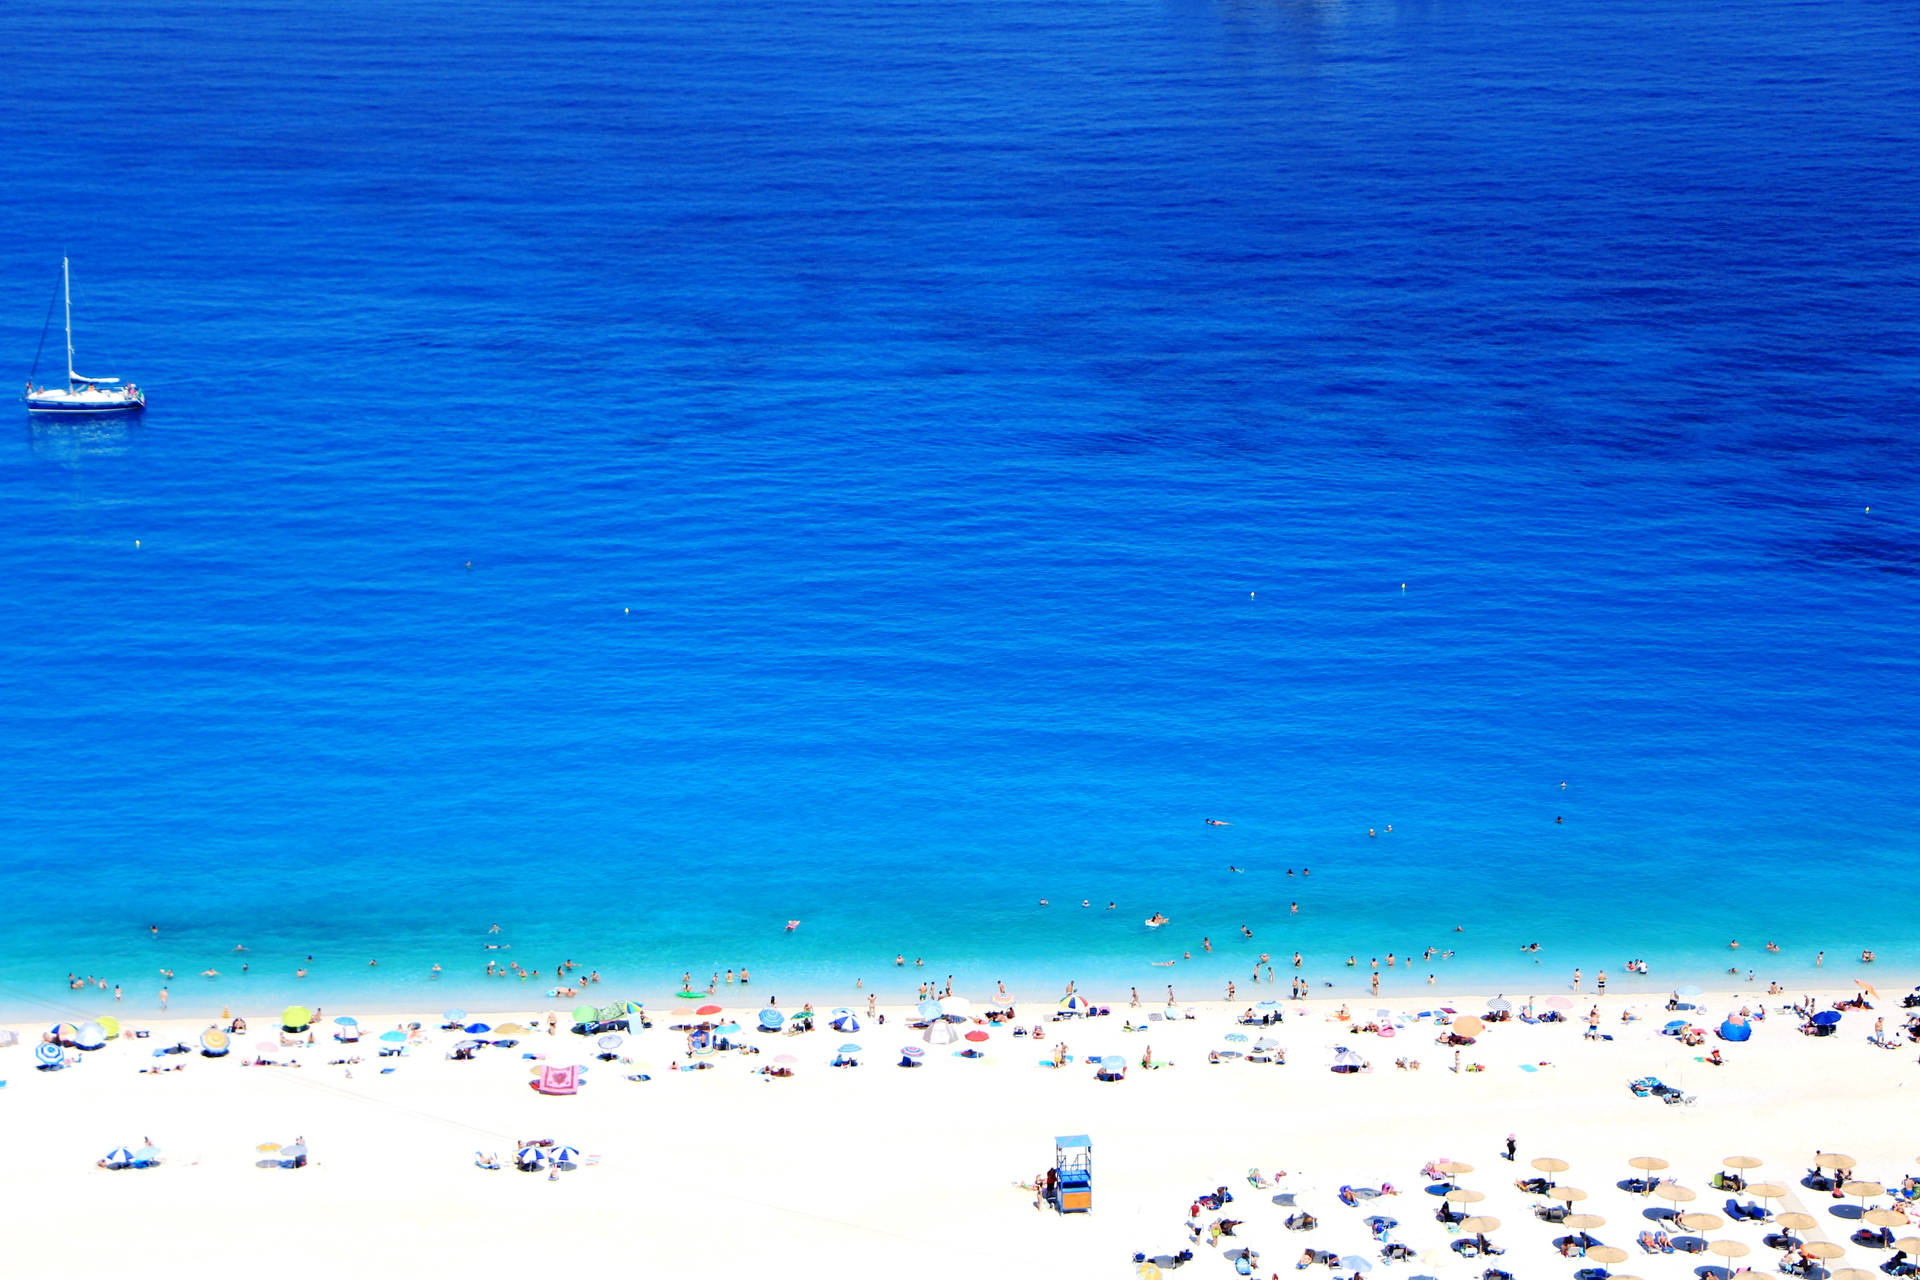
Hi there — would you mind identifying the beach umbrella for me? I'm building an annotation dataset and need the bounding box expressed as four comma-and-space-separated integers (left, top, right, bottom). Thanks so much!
1137, 1265, 1162, 1280
829, 1012, 859, 1032
759, 1009, 784, 1029
1776, 1213, 1817, 1232
1060, 994, 1090, 1013
1532, 1157, 1570, 1174
1338, 1257, 1372, 1273
1890, 1237, 1920, 1255
1487, 997, 1512, 1013
916, 1000, 943, 1020
1709, 1241, 1751, 1261
922, 1020, 958, 1045
941, 996, 972, 1015
1746, 1183, 1788, 1200
281, 1005, 312, 1031
1564, 1214, 1606, 1231
596, 1034, 623, 1051
1863, 1209, 1908, 1229
98, 1016, 120, 1040
571, 1004, 598, 1025
515, 1146, 549, 1169
1723, 1156, 1763, 1170
74, 1022, 106, 1049
1830, 1270, 1883, 1280
1257, 1000, 1282, 1010
1811, 1010, 1842, 1027
1546, 996, 1573, 1009
1628, 1156, 1670, 1171
715, 1023, 740, 1035
965, 1030, 989, 1042
1224, 1032, 1249, 1043
1653, 1184, 1697, 1204
900, 1045, 924, 1058
1254, 1038, 1279, 1051
696, 1004, 723, 1017
839, 1043, 861, 1054
493, 1022, 526, 1036
1546, 1186, 1588, 1204
378, 1030, 406, 1043
1587, 1246, 1629, 1265
1436, 1160, 1474, 1176
35, 1040, 63, 1065
1801, 1242, 1845, 1260
622, 1001, 645, 1020
1675, 984, 1703, 997
454, 1039, 482, 1052
102, 1146, 135, 1168
1444, 1189, 1485, 1205
1843, 1180, 1885, 1201
133, 1145, 160, 1164
464, 1023, 492, 1035
1814, 1154, 1857, 1172
199, 1028, 230, 1054
443, 1009, 465, 1022
255, 1142, 281, 1153
1452, 1015, 1485, 1037
1458, 1216, 1501, 1233
1679, 1213, 1724, 1232
773, 1054, 797, 1064
552, 1146, 580, 1168
334, 1016, 358, 1026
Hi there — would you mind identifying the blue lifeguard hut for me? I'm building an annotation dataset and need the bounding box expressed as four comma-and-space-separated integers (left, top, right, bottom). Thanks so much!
1054, 1134, 1093, 1213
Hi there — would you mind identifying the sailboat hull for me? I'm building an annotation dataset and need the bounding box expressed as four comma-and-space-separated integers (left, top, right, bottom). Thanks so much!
25, 388, 145, 414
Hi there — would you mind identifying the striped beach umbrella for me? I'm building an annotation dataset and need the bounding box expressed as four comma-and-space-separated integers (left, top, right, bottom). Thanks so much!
1060, 994, 1090, 1013
102, 1147, 135, 1167
36, 1040, 63, 1065
515, 1146, 549, 1169
552, 1146, 580, 1168
596, 1034, 623, 1051
200, 1028, 230, 1054
759, 1009, 784, 1029
901, 1045, 924, 1058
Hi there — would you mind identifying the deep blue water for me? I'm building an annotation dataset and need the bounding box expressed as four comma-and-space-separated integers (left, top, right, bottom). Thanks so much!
3, 0, 1917, 1021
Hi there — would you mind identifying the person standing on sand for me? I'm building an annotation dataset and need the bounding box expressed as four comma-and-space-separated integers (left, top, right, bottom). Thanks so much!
1572, 968, 1582, 991
1130, 987, 1139, 1007
1597, 969, 1606, 994
1506, 1134, 1517, 1161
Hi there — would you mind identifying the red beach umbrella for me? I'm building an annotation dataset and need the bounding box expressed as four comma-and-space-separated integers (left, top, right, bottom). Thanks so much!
965, 1030, 989, 1042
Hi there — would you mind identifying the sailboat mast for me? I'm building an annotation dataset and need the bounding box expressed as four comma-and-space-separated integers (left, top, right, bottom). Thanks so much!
63, 257, 75, 384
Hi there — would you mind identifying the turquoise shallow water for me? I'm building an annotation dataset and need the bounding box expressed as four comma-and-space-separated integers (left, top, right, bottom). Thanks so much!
1, 0, 1917, 1022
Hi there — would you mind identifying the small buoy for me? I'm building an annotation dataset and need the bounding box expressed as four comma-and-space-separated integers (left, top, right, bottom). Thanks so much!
1249, 591, 1255, 598
1400, 582, 1406, 591
1865, 507, 1870, 513
134, 539, 140, 548
624, 608, 630, 614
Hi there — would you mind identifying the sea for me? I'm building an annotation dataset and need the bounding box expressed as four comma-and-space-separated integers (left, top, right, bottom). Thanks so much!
2, 0, 1916, 1023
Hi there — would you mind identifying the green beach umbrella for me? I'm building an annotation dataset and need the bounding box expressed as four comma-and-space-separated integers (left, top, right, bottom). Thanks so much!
281, 1005, 312, 1030
98, 1015, 120, 1040
572, 1004, 598, 1025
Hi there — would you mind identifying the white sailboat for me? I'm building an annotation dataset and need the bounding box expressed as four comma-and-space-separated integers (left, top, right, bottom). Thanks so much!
22, 258, 145, 414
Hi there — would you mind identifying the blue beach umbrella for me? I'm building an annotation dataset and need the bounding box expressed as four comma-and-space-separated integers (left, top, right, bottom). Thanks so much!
379, 1030, 407, 1043
716, 1023, 740, 1035
759, 1009, 784, 1029
1225, 1032, 1249, 1043
901, 1045, 924, 1058
1675, 985, 1703, 998
444, 1009, 465, 1022
102, 1147, 135, 1168
464, 1023, 491, 1034
1811, 1011, 1842, 1026
515, 1146, 549, 1170
552, 1146, 580, 1168
1060, 995, 1090, 1013
36, 1040, 63, 1065
454, 1039, 482, 1052
333, 1016, 358, 1026
839, 1043, 862, 1054
917, 1000, 943, 1020
1257, 1000, 1282, 1010
133, 1146, 161, 1164
74, 1022, 107, 1049
1719, 1020, 1752, 1042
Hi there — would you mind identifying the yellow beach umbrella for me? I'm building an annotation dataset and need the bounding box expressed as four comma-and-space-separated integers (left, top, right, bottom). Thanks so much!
1829, 1270, 1880, 1280
1889, 1237, 1920, 1255
1532, 1157, 1571, 1174
1436, 1160, 1475, 1176
1724, 1156, 1764, 1170
1678, 1213, 1724, 1232
1564, 1214, 1606, 1231
1629, 1156, 1670, 1171
1864, 1209, 1909, 1228
1746, 1182, 1788, 1200
1653, 1184, 1698, 1203
1547, 1186, 1589, 1203
1587, 1246, 1629, 1264
1843, 1180, 1885, 1201
1709, 1241, 1751, 1260
1777, 1213, 1818, 1232
1801, 1242, 1845, 1260
1445, 1188, 1486, 1204
1458, 1216, 1501, 1234
1815, 1154, 1858, 1172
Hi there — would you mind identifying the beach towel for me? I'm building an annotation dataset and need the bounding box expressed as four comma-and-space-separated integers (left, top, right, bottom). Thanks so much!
535, 1065, 578, 1095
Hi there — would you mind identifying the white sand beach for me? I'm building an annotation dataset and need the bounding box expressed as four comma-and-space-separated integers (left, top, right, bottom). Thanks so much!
4, 985, 1915, 1279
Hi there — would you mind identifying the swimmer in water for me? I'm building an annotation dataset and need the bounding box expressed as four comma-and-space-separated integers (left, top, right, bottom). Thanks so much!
1205, 819, 1231, 826
1228, 865, 1243, 873
785, 920, 800, 931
